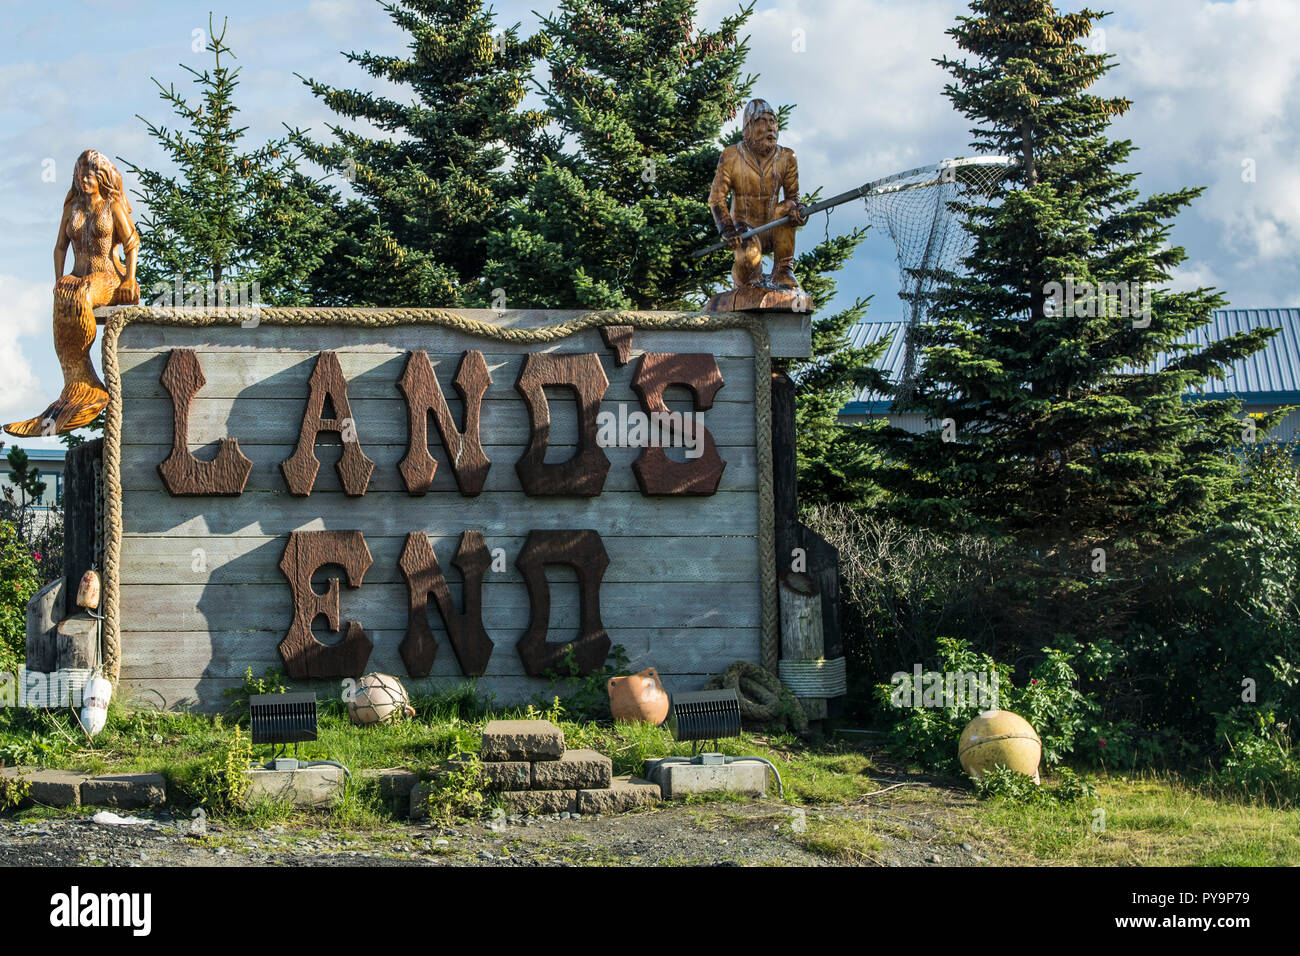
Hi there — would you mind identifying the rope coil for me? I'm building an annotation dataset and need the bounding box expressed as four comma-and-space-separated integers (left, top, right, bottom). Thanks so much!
99, 307, 779, 687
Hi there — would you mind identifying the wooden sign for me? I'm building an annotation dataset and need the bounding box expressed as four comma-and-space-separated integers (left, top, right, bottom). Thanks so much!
99, 308, 808, 709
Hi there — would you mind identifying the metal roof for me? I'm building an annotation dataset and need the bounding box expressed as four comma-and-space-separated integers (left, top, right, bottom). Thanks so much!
843, 307, 1300, 414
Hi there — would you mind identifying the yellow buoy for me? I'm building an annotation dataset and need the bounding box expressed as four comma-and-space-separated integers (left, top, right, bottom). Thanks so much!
958, 710, 1042, 784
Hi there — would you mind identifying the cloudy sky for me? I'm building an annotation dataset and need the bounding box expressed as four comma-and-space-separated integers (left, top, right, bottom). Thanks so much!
2, 0, 1298, 449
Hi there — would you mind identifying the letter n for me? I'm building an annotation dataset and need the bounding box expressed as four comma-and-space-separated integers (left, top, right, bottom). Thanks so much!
278, 530, 373, 678
515, 530, 610, 676
157, 349, 252, 495
280, 351, 374, 495
397, 350, 492, 496
630, 353, 726, 494
398, 531, 493, 677
514, 353, 610, 495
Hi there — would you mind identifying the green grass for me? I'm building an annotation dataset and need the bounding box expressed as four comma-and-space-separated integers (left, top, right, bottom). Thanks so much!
795, 816, 881, 862
4, 686, 1300, 865
965, 771, 1300, 865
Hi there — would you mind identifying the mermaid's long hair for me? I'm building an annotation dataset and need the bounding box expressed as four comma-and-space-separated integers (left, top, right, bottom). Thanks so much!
63, 149, 131, 214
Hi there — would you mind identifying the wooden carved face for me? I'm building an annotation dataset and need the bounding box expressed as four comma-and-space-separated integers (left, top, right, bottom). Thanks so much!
69, 149, 129, 211
742, 100, 778, 157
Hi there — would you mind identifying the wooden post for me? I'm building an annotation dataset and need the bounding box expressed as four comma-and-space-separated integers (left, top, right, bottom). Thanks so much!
770, 372, 799, 574
56, 614, 98, 671
25, 578, 64, 673
63, 438, 102, 617
771, 370, 845, 715
779, 571, 828, 720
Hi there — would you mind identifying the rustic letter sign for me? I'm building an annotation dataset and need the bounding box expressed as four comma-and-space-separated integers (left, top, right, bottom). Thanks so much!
111, 308, 798, 710
397, 350, 492, 496
631, 352, 727, 495
514, 353, 610, 496
515, 529, 611, 676
398, 530, 493, 678
281, 351, 375, 496
278, 530, 374, 679
157, 349, 253, 495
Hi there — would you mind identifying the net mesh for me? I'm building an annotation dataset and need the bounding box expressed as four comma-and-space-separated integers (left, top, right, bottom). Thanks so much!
862, 158, 1016, 401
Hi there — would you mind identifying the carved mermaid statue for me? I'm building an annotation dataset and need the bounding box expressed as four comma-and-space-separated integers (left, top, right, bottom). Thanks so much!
5, 149, 140, 437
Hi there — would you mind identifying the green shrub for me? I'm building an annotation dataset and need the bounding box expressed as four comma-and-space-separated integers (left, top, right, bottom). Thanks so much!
975, 765, 1097, 806
873, 637, 1098, 772
1211, 709, 1300, 807
0, 521, 40, 678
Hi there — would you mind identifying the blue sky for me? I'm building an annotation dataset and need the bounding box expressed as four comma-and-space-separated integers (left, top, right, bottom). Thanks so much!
3, 0, 1299, 448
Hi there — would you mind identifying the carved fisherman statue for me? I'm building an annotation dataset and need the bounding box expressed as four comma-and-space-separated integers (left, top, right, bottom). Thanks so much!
705, 99, 810, 311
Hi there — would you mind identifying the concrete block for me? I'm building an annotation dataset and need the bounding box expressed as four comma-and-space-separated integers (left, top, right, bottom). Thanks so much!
651, 760, 768, 800
497, 789, 577, 815
360, 768, 419, 798
244, 766, 342, 809
0, 767, 88, 807
578, 777, 661, 815
361, 768, 419, 813
409, 782, 431, 822
439, 757, 530, 792
81, 773, 166, 809
480, 720, 564, 761
531, 749, 612, 791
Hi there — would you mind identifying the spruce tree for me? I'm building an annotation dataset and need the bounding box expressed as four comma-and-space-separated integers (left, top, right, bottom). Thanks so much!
294, 0, 548, 307
781, 238, 891, 505
484, 0, 755, 309
123, 16, 335, 306
3, 446, 47, 543
483, 0, 889, 503
868, 0, 1276, 579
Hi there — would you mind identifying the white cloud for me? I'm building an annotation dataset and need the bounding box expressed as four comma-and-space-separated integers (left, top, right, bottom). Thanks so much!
0, 273, 48, 428
1101, 0, 1300, 281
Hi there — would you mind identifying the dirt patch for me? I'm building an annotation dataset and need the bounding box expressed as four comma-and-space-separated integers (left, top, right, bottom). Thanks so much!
0, 791, 1001, 867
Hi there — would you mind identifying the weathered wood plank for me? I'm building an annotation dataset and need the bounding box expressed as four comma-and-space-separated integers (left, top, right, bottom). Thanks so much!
120, 671, 723, 712
118, 444, 759, 494
116, 324, 766, 358
118, 350, 757, 400
120, 396, 756, 448
117, 580, 761, 633
120, 627, 757, 679
119, 534, 758, 584
119, 489, 760, 537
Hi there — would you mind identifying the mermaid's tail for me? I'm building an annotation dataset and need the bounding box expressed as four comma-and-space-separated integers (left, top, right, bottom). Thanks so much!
4, 382, 109, 436
3, 272, 120, 437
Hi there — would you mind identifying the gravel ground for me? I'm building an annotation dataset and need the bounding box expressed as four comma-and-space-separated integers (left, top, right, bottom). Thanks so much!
0, 794, 1001, 867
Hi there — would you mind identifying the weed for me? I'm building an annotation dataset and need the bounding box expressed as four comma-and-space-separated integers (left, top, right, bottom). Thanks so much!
537, 644, 631, 721
425, 752, 487, 825
176, 725, 254, 815
223, 667, 288, 721
0, 763, 30, 811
